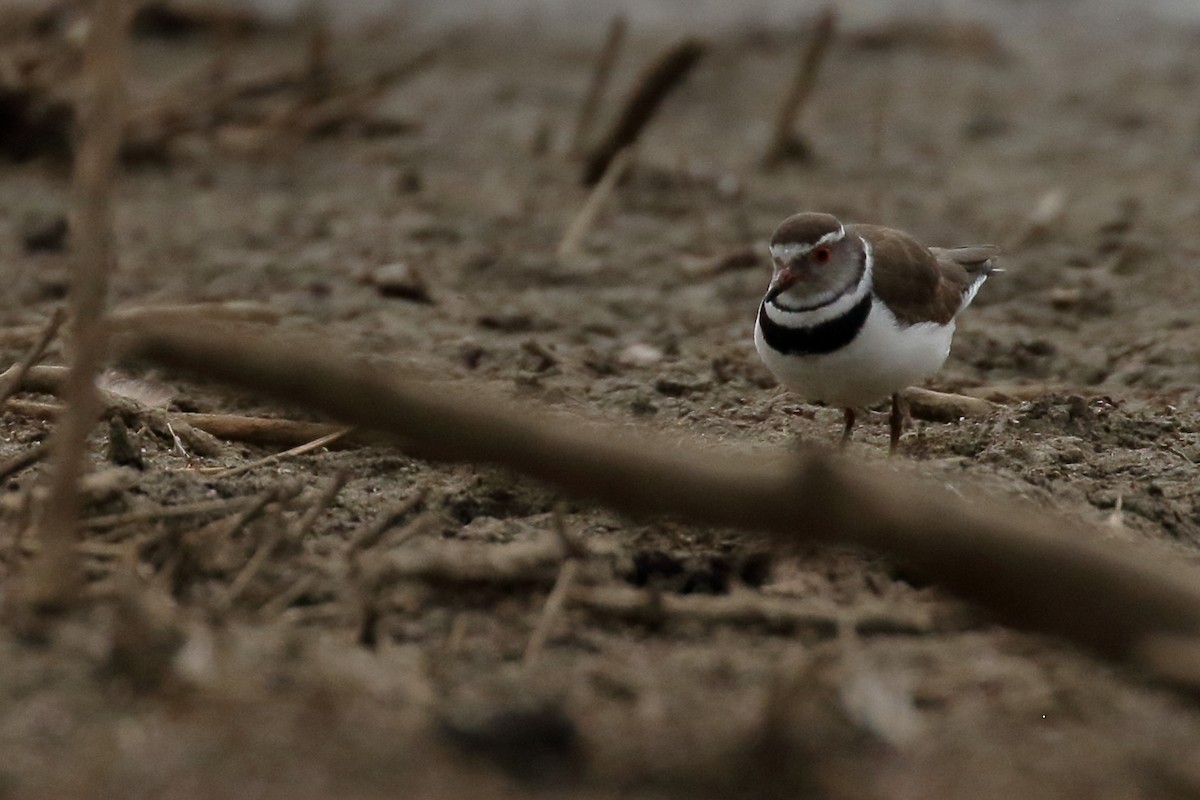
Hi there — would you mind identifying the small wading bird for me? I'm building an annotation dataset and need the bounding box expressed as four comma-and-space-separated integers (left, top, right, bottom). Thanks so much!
754, 212, 998, 453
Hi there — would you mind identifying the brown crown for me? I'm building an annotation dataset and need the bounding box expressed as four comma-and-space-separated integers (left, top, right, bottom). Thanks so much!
770, 212, 843, 248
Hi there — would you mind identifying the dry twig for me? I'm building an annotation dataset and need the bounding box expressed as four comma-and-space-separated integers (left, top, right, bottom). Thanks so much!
0, 441, 52, 482
287, 470, 348, 541
283, 46, 439, 139
176, 413, 351, 447
523, 558, 580, 665
25, 0, 132, 614
5, 397, 354, 450
582, 37, 706, 185
761, 7, 836, 166
369, 533, 564, 587
568, 586, 939, 638
125, 321, 1200, 682
558, 147, 634, 260
349, 486, 429, 552
902, 387, 998, 422
83, 495, 261, 531
0, 309, 66, 407
221, 522, 282, 606
202, 427, 349, 478
569, 15, 627, 156
958, 384, 1073, 403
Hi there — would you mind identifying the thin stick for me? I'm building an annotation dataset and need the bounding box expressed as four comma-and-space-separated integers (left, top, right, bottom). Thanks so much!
0, 441, 52, 482
83, 495, 261, 531
5, 399, 355, 449
201, 427, 349, 478
259, 572, 317, 616
178, 413, 351, 447
284, 46, 440, 138
523, 559, 580, 665
761, 6, 837, 167
222, 525, 282, 606
558, 147, 634, 260
0, 309, 66, 407
569, 15, 627, 157
902, 387, 997, 422
568, 586, 938, 637
582, 37, 706, 185
350, 486, 429, 552
27, 0, 132, 613
369, 533, 564, 587
126, 322, 1200, 682
287, 470, 348, 541
209, 489, 281, 542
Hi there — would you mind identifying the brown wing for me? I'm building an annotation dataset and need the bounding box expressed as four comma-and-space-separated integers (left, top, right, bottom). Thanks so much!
851, 224, 995, 326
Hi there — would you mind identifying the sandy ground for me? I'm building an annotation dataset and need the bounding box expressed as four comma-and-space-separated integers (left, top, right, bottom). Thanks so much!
1, 4, 1200, 798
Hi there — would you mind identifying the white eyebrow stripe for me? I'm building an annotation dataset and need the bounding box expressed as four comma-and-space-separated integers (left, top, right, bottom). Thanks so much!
769, 225, 845, 261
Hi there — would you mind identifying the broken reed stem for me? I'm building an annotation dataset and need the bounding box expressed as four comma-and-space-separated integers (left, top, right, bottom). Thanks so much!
125, 321, 1200, 682
0, 308, 66, 407
761, 6, 836, 167
582, 37, 706, 185
569, 15, 627, 157
558, 147, 634, 260
29, 0, 132, 613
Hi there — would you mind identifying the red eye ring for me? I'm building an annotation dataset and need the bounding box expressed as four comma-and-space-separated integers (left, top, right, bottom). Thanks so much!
812, 246, 832, 264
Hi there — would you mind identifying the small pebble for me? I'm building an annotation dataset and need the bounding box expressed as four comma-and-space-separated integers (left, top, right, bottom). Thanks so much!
618, 343, 663, 368
366, 262, 432, 303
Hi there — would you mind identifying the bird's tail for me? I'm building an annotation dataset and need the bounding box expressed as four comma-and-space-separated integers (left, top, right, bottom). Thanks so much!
934, 244, 1002, 276
933, 244, 1001, 311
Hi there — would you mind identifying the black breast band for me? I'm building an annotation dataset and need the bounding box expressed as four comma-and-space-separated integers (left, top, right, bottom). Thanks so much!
758, 294, 872, 356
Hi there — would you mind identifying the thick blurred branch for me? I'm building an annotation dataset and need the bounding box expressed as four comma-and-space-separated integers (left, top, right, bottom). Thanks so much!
126, 321, 1200, 682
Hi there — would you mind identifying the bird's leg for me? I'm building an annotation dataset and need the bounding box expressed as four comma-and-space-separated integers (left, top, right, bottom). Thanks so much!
840, 407, 856, 450
889, 392, 907, 455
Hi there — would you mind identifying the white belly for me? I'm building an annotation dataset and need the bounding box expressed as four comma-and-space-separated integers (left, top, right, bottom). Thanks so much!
755, 299, 953, 408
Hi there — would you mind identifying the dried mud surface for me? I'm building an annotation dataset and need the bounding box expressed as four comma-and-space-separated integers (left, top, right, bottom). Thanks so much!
1, 8, 1200, 799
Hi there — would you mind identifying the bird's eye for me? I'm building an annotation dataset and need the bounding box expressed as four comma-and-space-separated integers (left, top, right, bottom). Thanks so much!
812, 246, 832, 264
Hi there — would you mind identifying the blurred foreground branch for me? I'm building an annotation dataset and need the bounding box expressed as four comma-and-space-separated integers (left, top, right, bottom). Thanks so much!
23, 0, 131, 617
125, 321, 1200, 683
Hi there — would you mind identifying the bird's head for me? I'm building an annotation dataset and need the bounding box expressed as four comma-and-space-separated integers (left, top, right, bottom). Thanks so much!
766, 212, 864, 307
